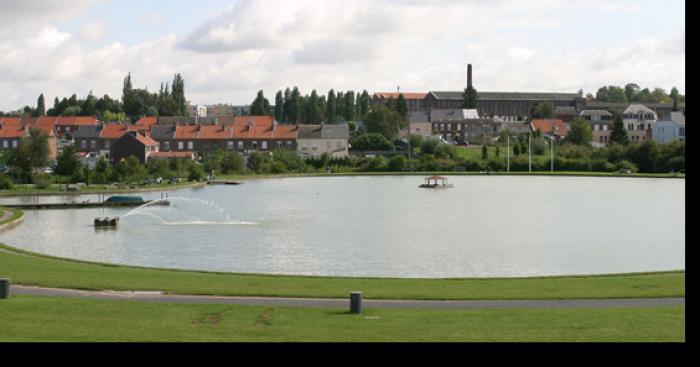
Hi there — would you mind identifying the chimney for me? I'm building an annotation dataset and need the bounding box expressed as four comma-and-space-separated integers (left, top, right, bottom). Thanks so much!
467, 64, 473, 88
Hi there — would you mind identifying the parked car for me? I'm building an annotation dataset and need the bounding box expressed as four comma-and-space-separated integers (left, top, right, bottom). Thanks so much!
168, 177, 182, 184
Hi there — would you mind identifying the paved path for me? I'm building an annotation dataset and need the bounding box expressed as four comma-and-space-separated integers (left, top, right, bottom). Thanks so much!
11, 285, 685, 309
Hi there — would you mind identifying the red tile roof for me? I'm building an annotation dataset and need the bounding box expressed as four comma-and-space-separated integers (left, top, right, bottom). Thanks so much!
0, 124, 26, 138
232, 124, 297, 140
530, 119, 569, 137
100, 123, 136, 139
174, 125, 200, 139
233, 115, 274, 126
135, 117, 158, 127
0, 117, 22, 125
135, 133, 158, 146
56, 116, 98, 126
198, 125, 234, 140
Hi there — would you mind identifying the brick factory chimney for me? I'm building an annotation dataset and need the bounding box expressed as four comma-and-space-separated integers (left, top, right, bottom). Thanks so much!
467, 64, 473, 89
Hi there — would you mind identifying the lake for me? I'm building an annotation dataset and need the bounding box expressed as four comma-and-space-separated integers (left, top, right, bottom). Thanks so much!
0, 175, 685, 278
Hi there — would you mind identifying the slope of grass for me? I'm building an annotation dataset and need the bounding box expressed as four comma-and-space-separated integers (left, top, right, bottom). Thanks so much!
0, 244, 684, 300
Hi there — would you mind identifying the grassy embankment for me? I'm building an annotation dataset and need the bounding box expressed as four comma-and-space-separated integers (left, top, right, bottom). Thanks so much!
0, 180, 206, 196
0, 244, 684, 301
0, 295, 684, 342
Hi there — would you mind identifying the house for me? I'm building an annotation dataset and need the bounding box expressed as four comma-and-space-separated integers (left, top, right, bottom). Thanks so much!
429, 109, 480, 121
580, 110, 613, 146
297, 124, 350, 159
0, 117, 58, 159
150, 125, 177, 152
530, 119, 569, 140
622, 104, 657, 143
110, 131, 159, 164
230, 120, 297, 153
134, 117, 158, 134
652, 112, 685, 143
73, 125, 102, 153
554, 106, 579, 123
55, 116, 98, 139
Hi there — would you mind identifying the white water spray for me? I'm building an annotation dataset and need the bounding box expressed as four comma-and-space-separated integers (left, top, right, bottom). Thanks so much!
120, 197, 258, 226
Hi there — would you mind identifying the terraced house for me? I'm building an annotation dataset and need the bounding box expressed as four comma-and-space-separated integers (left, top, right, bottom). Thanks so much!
623, 104, 658, 143
0, 117, 58, 159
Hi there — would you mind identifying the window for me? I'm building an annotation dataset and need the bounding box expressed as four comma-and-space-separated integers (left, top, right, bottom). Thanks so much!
286, 141, 292, 149
261, 141, 267, 150
81, 140, 87, 149
164, 142, 171, 151
603, 125, 608, 131
252, 141, 258, 150
178, 142, 184, 150
228, 141, 234, 150
90, 140, 96, 149
105, 140, 110, 148
679, 128, 685, 137
237, 141, 244, 150
2, 140, 7, 148
277, 141, 282, 149
187, 141, 194, 150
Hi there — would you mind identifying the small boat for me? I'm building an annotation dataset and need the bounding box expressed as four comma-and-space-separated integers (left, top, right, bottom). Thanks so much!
94, 217, 119, 227
104, 196, 145, 204
419, 176, 454, 189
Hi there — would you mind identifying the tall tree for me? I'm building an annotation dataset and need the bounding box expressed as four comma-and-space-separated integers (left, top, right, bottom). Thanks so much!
306, 90, 319, 124
396, 93, 409, 119
670, 87, 680, 111
122, 72, 133, 106
36, 94, 46, 116
290, 87, 302, 123
327, 89, 337, 124
343, 91, 355, 121
282, 87, 292, 122
530, 101, 554, 119
359, 90, 370, 120
250, 90, 271, 116
596, 86, 627, 102
171, 74, 187, 116
463, 84, 478, 109
336, 91, 345, 121
274, 90, 284, 122
365, 105, 404, 141
609, 112, 629, 145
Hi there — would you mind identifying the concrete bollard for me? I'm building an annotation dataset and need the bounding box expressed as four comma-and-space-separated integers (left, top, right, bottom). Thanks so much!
350, 291, 363, 314
0, 278, 10, 299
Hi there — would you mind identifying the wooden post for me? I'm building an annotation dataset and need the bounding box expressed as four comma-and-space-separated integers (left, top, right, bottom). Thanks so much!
0, 278, 10, 299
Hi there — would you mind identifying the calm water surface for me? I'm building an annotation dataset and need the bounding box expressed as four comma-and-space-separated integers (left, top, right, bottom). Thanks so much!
0, 176, 685, 278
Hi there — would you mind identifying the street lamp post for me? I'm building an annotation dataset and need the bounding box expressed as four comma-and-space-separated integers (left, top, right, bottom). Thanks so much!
543, 135, 555, 172
528, 132, 532, 173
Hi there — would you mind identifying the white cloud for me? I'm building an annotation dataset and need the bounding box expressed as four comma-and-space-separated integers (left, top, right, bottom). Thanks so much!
0, 0, 686, 111
80, 20, 108, 42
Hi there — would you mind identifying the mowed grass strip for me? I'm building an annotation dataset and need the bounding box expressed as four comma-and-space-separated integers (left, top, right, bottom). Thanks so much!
0, 295, 685, 342
0, 244, 684, 300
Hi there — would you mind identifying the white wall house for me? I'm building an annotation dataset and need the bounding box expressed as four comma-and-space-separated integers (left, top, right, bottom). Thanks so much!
653, 112, 685, 143
622, 104, 657, 143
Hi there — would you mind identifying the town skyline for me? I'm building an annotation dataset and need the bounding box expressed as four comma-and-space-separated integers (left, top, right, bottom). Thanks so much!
0, 0, 685, 111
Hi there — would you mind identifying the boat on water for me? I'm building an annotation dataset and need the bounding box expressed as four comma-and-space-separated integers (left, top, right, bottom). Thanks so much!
419, 176, 454, 189
104, 195, 145, 204
94, 217, 119, 227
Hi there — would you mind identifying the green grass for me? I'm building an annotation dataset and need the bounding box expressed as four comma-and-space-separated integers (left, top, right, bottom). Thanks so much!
0, 295, 684, 342
0, 207, 23, 225
0, 181, 206, 196
0, 244, 684, 300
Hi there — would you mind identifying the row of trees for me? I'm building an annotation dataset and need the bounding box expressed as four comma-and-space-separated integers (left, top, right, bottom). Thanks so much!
1, 73, 188, 123
594, 84, 684, 109
251, 88, 372, 124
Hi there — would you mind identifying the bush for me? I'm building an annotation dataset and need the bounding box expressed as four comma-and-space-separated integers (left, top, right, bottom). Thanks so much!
615, 160, 638, 173
188, 165, 205, 182
33, 174, 51, 189
388, 155, 407, 172
0, 174, 14, 190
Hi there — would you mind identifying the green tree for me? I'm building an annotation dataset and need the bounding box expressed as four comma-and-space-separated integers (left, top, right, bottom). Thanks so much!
36, 94, 46, 116
343, 91, 356, 121
274, 91, 284, 122
565, 118, 593, 146
221, 151, 245, 174
609, 112, 629, 145
530, 101, 554, 119
54, 145, 80, 181
290, 87, 302, 123
624, 83, 640, 102
251, 90, 271, 115
327, 89, 337, 123
396, 94, 409, 119
670, 87, 680, 111
596, 86, 627, 102
7, 128, 50, 184
146, 106, 159, 117
349, 133, 394, 151
365, 105, 404, 141
359, 90, 370, 120
171, 74, 187, 116
482, 145, 488, 160
463, 85, 478, 109
306, 90, 319, 123
388, 155, 407, 172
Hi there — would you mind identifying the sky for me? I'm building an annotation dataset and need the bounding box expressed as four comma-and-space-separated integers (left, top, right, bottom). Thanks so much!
0, 0, 685, 111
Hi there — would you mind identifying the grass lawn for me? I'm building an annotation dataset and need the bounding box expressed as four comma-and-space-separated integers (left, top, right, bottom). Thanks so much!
0, 295, 684, 342
0, 244, 684, 300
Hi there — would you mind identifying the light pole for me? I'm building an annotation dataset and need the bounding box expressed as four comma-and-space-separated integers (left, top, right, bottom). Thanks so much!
543, 135, 554, 172
528, 132, 532, 173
